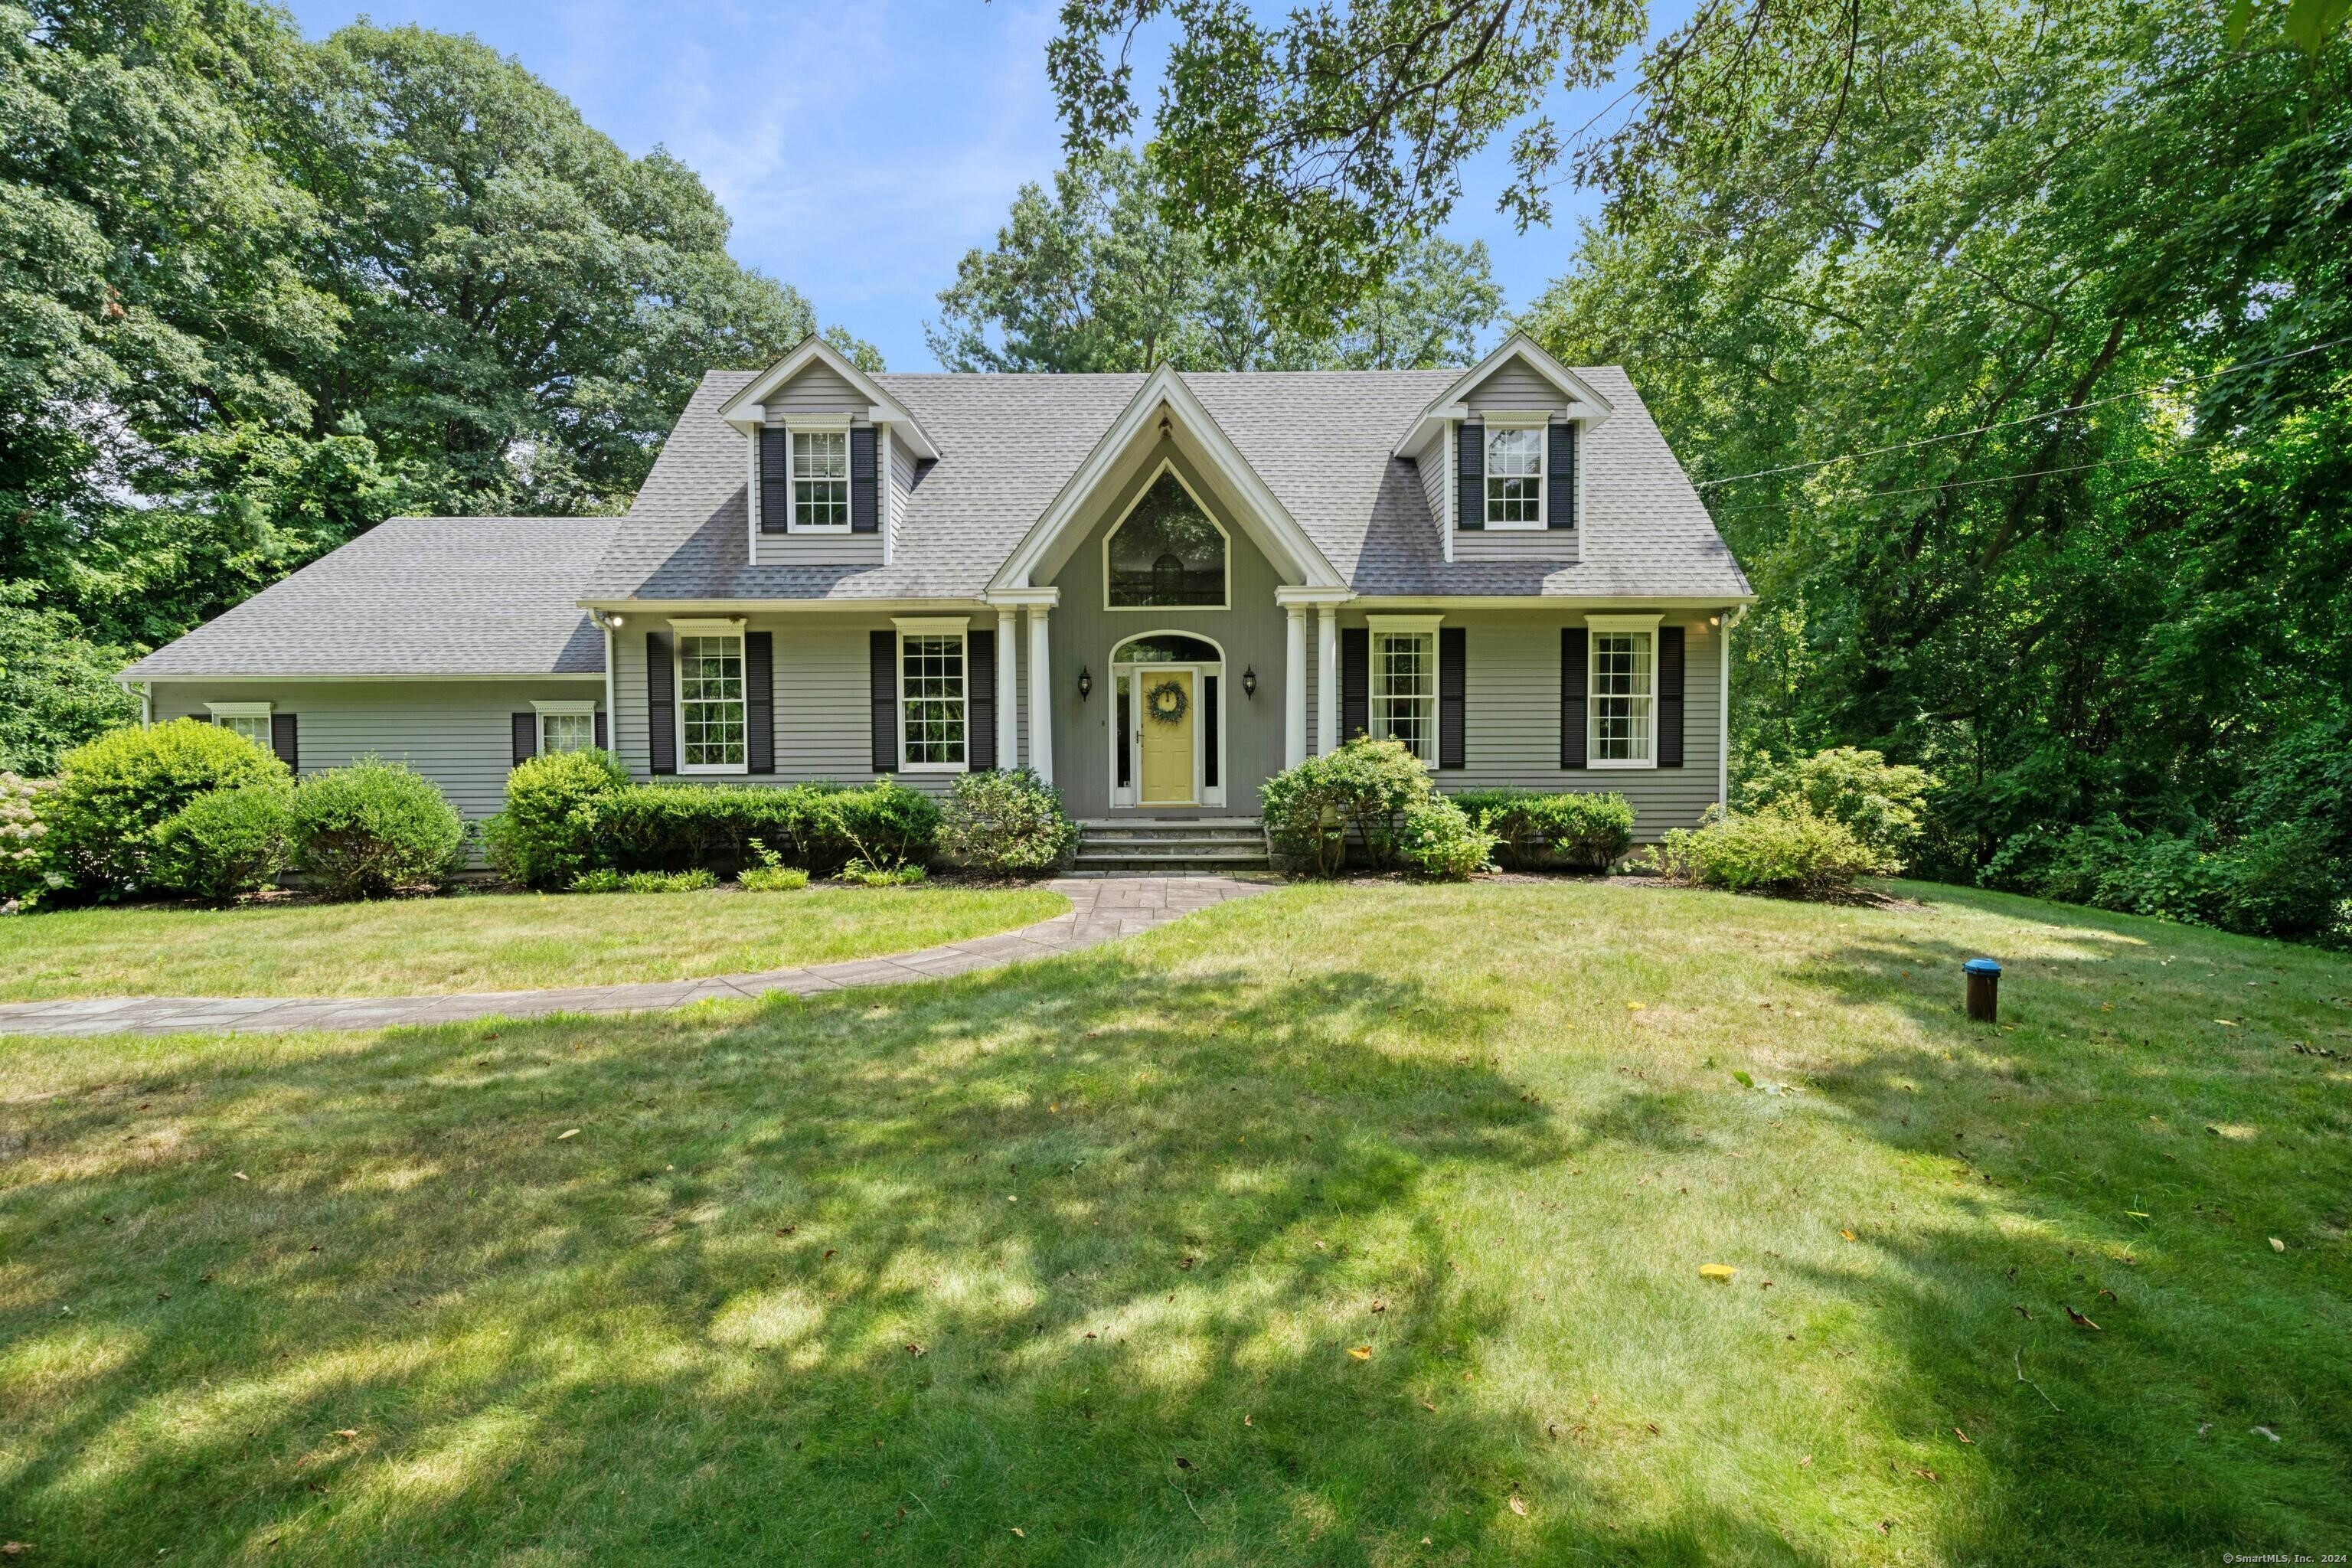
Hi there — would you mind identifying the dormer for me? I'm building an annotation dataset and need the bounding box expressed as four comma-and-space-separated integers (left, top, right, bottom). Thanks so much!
1393, 335, 1615, 564
717, 335, 939, 567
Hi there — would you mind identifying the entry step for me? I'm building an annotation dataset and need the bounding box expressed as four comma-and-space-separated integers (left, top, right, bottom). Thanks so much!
1072, 817, 1270, 872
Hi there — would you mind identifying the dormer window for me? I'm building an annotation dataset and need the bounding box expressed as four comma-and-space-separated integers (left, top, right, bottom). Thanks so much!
1485, 422, 1545, 529
792, 430, 850, 530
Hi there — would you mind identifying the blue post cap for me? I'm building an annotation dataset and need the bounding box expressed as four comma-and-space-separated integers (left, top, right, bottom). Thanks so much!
1963, 958, 2003, 976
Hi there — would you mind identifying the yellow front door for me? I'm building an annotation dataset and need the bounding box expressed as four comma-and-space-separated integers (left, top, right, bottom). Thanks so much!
1137, 671, 1197, 805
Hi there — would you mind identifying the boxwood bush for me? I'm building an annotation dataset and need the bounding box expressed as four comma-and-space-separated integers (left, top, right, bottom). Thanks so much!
1644, 802, 1896, 897
1259, 737, 1432, 876
482, 749, 629, 889
935, 769, 1076, 875
292, 759, 467, 899
154, 783, 298, 903
39, 719, 290, 897
1449, 789, 1635, 871
1397, 795, 1497, 880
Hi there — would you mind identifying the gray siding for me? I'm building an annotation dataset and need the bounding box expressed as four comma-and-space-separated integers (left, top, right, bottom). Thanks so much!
150, 678, 605, 823
887, 433, 919, 564
1414, 432, 1450, 547
1455, 531, 1577, 563
1362, 608, 1723, 837
1043, 438, 1295, 817
1463, 360, 1566, 413
762, 361, 864, 416
754, 416, 886, 567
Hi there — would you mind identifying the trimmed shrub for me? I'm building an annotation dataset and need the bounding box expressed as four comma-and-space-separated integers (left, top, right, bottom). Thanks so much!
936, 768, 1077, 874
1450, 789, 1635, 871
39, 719, 289, 897
1645, 802, 1896, 897
154, 783, 297, 903
1259, 737, 1432, 876
482, 748, 626, 888
292, 759, 466, 899
815, 779, 940, 875
1398, 796, 1497, 881
2, 772, 51, 911
1742, 747, 1933, 862
571, 867, 717, 893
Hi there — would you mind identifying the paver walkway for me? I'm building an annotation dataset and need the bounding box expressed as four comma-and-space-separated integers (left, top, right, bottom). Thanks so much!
0, 874, 1271, 1038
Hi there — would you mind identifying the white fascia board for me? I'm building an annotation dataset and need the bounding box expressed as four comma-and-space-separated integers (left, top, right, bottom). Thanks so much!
1273, 586, 1355, 607
579, 597, 996, 617
1392, 334, 1619, 457
131, 671, 608, 683
1343, 594, 1759, 611
989, 365, 1346, 593
716, 335, 939, 460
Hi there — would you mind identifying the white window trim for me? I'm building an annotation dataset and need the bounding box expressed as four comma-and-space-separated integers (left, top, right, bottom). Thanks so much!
205, 701, 274, 746
786, 420, 854, 535
893, 617, 972, 774
672, 624, 750, 776
1586, 613, 1661, 770
1367, 616, 1443, 767
1482, 413, 1549, 532
533, 698, 598, 756
1102, 458, 1233, 612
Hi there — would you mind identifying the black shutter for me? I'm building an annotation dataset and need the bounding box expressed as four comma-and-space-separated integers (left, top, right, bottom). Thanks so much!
869, 629, 897, 772
512, 713, 537, 766
1116, 685, 1131, 788
1438, 626, 1466, 769
1456, 421, 1485, 531
270, 713, 299, 771
594, 710, 608, 750
647, 631, 676, 775
1341, 628, 1369, 743
968, 629, 996, 769
1548, 422, 1576, 531
1658, 626, 1685, 769
1204, 675, 1219, 788
745, 630, 774, 773
760, 427, 790, 533
850, 426, 879, 533
1560, 627, 1587, 769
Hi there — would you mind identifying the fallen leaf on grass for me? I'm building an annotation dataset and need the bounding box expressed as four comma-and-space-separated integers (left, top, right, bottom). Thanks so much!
2064, 1305, 2101, 1331
232, 1171, 249, 1181
1914, 1467, 1939, 1482
1009, 1527, 1025, 1537
1419, 1400, 1436, 1412
1798, 1454, 1811, 1467
556, 1129, 580, 1141
1699, 1264, 1736, 1283
1732, 1071, 1755, 1088
2, 1544, 29, 1557
2269, 1237, 2286, 1252
1841, 1229, 1857, 1242
1626, 1002, 1647, 1012
1243, 1414, 1252, 1427
1508, 1496, 1528, 1517
2252, 1425, 2281, 1442
332, 1429, 360, 1439
1348, 1345, 1374, 1361
904, 1343, 926, 1357
1955, 1428, 1973, 1444
2213, 1020, 2238, 1027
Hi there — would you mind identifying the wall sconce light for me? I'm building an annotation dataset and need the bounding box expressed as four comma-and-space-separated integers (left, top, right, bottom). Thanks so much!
1242, 665, 1257, 698
607, 613, 626, 627
1077, 667, 1093, 701
1708, 614, 1721, 626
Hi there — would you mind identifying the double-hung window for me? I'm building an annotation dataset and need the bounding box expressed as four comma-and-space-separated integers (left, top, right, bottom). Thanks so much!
678, 632, 747, 770
1587, 618, 1657, 766
207, 701, 273, 748
899, 626, 967, 769
1485, 423, 1544, 528
535, 701, 596, 755
792, 430, 850, 531
1370, 624, 1439, 764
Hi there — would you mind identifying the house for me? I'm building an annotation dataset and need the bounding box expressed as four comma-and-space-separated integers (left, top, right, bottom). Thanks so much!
120, 334, 1754, 860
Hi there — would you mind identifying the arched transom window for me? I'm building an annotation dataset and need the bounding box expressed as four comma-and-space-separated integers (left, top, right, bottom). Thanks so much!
1107, 470, 1227, 608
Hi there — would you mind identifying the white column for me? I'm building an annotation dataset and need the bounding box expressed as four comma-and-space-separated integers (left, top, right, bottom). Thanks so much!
1027, 604, 1054, 783
1718, 612, 1733, 812
995, 609, 1018, 772
1284, 607, 1308, 769
1316, 606, 1338, 755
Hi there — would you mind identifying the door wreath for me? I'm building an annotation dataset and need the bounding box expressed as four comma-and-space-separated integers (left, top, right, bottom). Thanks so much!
1142, 678, 1190, 726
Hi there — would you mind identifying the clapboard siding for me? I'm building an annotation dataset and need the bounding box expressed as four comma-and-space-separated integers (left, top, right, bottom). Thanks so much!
1413, 434, 1449, 544
1455, 531, 1576, 562
887, 433, 918, 561
753, 418, 886, 566
149, 679, 603, 824
1386, 609, 1721, 836
763, 361, 863, 415
1462, 361, 1566, 413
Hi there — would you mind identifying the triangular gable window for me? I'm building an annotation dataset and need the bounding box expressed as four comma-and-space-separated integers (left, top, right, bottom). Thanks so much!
1108, 471, 1227, 608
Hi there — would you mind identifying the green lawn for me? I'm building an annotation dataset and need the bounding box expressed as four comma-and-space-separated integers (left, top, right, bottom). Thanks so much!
0, 884, 1068, 999
2, 880, 2346, 1566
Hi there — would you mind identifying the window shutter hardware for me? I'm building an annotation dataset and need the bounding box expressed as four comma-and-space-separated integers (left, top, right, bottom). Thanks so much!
850, 426, 880, 533
1560, 627, 1588, 769
1456, 421, 1485, 531
646, 631, 677, 775
1548, 422, 1576, 531
1658, 626, 1686, 769
1438, 626, 1466, 769
868, 629, 897, 771
745, 630, 775, 773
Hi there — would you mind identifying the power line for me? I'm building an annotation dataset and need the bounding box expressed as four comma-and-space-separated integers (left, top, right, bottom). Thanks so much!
1705, 455, 2165, 518
1693, 335, 2352, 490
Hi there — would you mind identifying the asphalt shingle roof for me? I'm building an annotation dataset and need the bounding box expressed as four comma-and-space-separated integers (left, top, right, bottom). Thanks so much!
123, 517, 618, 679
586, 364, 1753, 603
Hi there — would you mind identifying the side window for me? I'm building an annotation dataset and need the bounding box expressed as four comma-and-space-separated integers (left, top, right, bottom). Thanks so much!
793, 430, 850, 530
1485, 426, 1543, 527
1589, 630, 1655, 763
900, 632, 967, 768
1370, 631, 1437, 763
540, 710, 596, 754
678, 635, 746, 769
206, 703, 273, 747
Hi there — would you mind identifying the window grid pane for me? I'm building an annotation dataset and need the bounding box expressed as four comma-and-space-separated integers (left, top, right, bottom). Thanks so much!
793, 431, 849, 529
221, 715, 271, 747
542, 713, 595, 754
901, 634, 965, 766
1372, 632, 1436, 763
680, 635, 746, 767
1485, 426, 1543, 525
1592, 632, 1652, 762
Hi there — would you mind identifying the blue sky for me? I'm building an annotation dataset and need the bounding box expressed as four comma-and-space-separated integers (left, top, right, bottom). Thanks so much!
283, 0, 1683, 371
